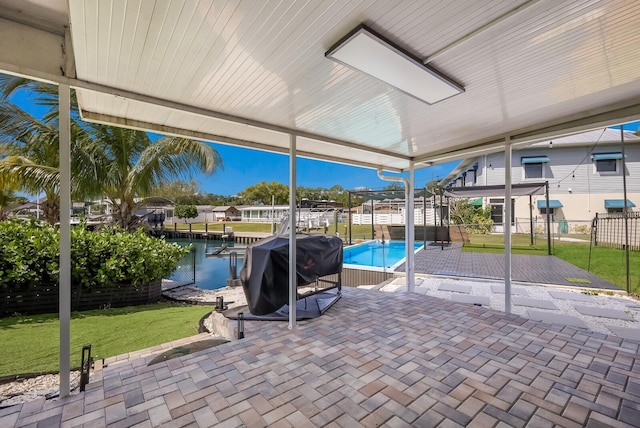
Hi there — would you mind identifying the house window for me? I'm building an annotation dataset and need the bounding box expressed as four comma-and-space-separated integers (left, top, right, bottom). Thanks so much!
538, 207, 555, 221
536, 199, 563, 222
465, 169, 477, 185
592, 153, 622, 175
521, 156, 549, 180
524, 163, 543, 179
595, 159, 617, 173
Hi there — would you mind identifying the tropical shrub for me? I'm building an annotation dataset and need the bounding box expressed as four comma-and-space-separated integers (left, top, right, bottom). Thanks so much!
0, 218, 189, 289
0, 218, 59, 288
449, 199, 493, 234
573, 224, 591, 234
174, 204, 198, 223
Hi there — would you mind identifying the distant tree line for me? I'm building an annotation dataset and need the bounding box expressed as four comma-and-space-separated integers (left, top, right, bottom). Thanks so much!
155, 180, 367, 207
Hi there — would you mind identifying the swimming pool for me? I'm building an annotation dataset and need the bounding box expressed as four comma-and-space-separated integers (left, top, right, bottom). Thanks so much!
343, 240, 424, 271
167, 239, 244, 290
167, 238, 423, 288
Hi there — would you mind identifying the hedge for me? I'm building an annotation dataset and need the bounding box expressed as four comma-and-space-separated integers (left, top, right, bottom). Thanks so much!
0, 219, 189, 315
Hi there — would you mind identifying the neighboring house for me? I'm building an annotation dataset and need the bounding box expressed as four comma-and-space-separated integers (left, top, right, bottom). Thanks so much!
212, 206, 241, 221
135, 197, 174, 225
240, 205, 289, 223
171, 205, 221, 223
442, 128, 640, 232
239, 205, 341, 229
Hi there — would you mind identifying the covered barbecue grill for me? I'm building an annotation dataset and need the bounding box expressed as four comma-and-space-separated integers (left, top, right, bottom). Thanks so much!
240, 234, 343, 316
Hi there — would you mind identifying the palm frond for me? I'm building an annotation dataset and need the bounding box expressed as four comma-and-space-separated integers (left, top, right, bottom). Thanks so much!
131, 137, 222, 195
0, 156, 59, 193
0, 75, 38, 99
0, 100, 58, 145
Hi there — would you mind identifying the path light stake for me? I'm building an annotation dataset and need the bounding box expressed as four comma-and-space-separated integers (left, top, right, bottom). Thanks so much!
238, 312, 245, 339
80, 344, 92, 392
216, 296, 224, 312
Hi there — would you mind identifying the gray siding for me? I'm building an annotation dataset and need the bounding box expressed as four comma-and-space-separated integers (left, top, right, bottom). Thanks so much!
473, 143, 640, 194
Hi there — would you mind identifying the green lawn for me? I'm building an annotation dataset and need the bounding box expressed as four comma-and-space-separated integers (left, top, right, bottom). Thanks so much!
464, 233, 640, 294
553, 244, 640, 295
0, 303, 212, 377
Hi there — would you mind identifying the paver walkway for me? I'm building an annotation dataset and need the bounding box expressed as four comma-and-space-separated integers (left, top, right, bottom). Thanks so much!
398, 243, 619, 290
3, 287, 639, 427
380, 276, 639, 340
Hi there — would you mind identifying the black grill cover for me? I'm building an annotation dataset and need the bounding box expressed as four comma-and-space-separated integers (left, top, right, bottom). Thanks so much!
240, 234, 343, 315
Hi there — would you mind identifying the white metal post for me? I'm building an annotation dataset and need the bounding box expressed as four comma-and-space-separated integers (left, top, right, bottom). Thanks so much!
59, 83, 71, 397
504, 138, 512, 314
406, 162, 415, 292
288, 135, 297, 329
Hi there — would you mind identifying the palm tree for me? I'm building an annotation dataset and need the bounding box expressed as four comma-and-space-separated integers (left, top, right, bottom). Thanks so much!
0, 100, 64, 223
89, 125, 220, 230
0, 74, 222, 227
0, 167, 19, 220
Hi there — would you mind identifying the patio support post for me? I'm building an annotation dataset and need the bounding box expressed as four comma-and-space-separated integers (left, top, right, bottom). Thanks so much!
348, 192, 352, 245
407, 162, 415, 292
423, 188, 427, 248
529, 195, 534, 246
376, 169, 411, 290
433, 194, 437, 226
289, 134, 297, 329
504, 138, 512, 314
59, 83, 71, 397
621, 127, 630, 293
371, 198, 375, 239
545, 182, 551, 255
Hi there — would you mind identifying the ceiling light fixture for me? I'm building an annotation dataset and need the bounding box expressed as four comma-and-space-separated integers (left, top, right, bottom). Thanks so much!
325, 25, 464, 105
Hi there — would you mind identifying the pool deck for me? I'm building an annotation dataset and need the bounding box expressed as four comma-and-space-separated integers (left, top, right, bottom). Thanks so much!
3, 287, 639, 427
397, 243, 619, 290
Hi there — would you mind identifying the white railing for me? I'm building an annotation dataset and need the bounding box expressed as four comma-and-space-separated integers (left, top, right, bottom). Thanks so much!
352, 209, 439, 225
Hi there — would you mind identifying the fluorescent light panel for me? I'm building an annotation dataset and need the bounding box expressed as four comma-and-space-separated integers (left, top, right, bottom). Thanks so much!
326, 25, 463, 105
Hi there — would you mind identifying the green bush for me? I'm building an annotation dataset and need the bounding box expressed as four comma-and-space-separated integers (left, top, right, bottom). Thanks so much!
450, 200, 493, 234
0, 219, 189, 289
572, 224, 591, 234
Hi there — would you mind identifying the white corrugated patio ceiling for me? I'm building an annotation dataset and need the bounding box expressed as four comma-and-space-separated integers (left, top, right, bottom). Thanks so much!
2, 0, 640, 171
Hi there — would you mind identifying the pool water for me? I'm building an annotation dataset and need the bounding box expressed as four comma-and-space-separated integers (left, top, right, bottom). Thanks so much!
167, 239, 244, 290
167, 238, 423, 289
344, 240, 424, 270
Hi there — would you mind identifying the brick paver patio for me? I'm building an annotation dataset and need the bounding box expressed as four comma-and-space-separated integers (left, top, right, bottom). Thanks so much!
2, 287, 639, 427
398, 243, 619, 290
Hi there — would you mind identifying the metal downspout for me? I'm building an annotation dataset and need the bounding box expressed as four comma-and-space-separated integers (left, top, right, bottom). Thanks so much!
376, 168, 414, 292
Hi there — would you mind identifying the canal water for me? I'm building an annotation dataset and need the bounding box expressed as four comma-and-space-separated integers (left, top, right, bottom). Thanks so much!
167, 238, 244, 290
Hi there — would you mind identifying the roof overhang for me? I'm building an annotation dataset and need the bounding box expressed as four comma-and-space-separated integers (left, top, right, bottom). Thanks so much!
444, 183, 546, 198
1, 1, 640, 171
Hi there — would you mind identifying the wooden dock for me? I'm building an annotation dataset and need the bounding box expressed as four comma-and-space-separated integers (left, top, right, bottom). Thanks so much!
150, 227, 270, 244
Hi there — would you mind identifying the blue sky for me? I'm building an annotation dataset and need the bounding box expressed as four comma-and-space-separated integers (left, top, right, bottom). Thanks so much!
192, 145, 457, 196
8, 85, 639, 197
9, 86, 458, 196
